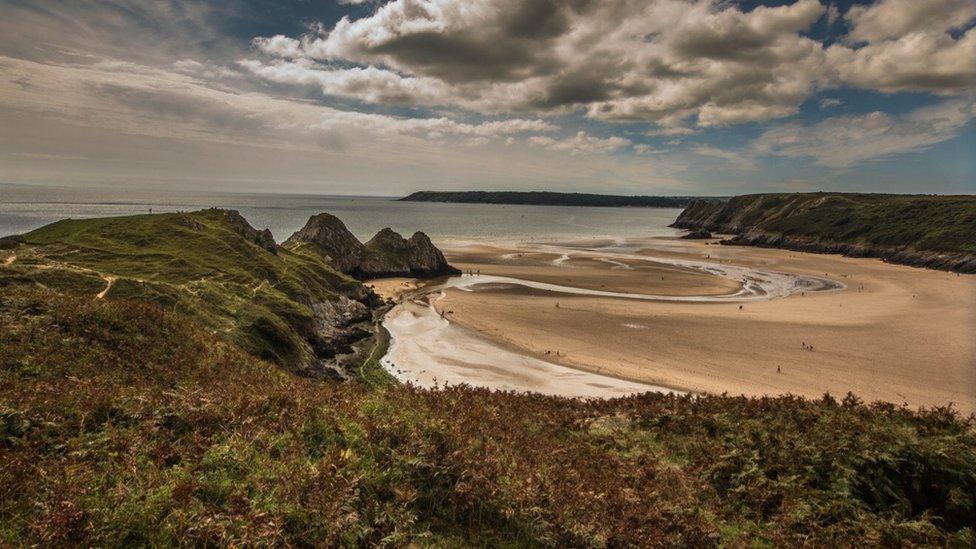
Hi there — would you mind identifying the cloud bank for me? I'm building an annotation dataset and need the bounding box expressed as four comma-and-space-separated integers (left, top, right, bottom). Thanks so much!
246, 0, 975, 133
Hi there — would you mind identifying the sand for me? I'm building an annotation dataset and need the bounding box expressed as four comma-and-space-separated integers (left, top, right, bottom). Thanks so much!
431, 236, 976, 413
381, 295, 675, 398
367, 278, 425, 301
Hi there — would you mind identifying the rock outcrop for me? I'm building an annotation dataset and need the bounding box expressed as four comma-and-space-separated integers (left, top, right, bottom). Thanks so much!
283, 213, 363, 272
219, 209, 278, 254
671, 194, 976, 273
680, 229, 713, 239
284, 214, 461, 280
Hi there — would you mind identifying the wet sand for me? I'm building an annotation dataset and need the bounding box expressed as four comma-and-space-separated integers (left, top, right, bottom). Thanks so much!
432, 236, 976, 413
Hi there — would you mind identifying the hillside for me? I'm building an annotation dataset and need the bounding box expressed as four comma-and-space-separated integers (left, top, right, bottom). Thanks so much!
400, 191, 692, 208
672, 193, 976, 273
1, 287, 974, 546
1, 211, 975, 545
0, 209, 380, 376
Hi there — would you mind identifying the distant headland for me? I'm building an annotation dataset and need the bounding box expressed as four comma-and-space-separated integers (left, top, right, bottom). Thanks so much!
399, 190, 696, 208
672, 192, 976, 273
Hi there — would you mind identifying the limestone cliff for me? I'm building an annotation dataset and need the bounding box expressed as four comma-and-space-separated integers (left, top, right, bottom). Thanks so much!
284, 214, 460, 280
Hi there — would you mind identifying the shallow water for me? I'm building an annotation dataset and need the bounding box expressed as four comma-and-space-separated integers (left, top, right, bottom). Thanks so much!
380, 240, 844, 397
381, 297, 671, 398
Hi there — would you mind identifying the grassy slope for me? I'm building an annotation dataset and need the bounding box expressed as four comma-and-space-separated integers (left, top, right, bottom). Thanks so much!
1, 288, 974, 546
684, 193, 976, 254
0, 210, 365, 371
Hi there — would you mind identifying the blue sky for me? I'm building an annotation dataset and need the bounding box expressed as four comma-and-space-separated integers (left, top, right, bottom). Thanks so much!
0, 0, 972, 196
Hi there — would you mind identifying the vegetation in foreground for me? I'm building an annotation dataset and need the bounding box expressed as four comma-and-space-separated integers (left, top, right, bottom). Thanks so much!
2, 287, 974, 547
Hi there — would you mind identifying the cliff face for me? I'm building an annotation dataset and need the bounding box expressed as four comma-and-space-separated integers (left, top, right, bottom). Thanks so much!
671, 194, 976, 273
283, 213, 364, 272
284, 215, 460, 280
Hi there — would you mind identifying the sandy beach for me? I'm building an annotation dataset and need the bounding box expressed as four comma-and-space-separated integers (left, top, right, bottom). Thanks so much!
394, 235, 976, 412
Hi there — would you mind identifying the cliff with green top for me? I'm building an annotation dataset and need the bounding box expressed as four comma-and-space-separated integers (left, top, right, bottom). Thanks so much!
672, 193, 976, 273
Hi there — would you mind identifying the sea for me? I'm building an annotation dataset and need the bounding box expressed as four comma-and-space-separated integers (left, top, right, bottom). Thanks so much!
0, 183, 683, 243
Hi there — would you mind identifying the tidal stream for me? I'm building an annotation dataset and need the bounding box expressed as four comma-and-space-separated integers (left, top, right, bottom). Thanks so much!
381, 242, 843, 398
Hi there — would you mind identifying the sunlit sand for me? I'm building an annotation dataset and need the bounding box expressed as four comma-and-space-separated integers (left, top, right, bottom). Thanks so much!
382, 234, 976, 412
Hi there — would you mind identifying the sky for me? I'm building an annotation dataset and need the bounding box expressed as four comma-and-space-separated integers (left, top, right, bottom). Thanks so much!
0, 0, 973, 197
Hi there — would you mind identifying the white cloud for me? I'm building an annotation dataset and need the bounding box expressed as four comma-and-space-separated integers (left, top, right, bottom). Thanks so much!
0, 54, 555, 150
249, 0, 831, 129
819, 98, 842, 109
527, 131, 631, 155
827, 28, 976, 94
634, 144, 669, 155
844, 0, 975, 43
252, 35, 304, 59
751, 98, 975, 168
238, 59, 453, 106
242, 0, 976, 130
826, 0, 976, 94
645, 126, 700, 137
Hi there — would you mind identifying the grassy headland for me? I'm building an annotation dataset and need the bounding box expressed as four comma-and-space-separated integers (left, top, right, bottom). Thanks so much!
400, 191, 692, 208
1, 211, 974, 545
673, 193, 976, 272
0, 209, 376, 375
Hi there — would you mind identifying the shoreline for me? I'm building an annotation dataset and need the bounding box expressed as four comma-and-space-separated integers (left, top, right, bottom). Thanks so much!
375, 233, 974, 412
374, 236, 854, 400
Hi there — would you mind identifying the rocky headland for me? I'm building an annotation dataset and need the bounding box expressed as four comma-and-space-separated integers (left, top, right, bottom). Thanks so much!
284, 212, 461, 279
400, 190, 693, 208
0, 208, 459, 379
672, 193, 976, 273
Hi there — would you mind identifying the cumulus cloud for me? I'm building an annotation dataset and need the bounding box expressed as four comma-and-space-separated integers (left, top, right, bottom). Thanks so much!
238, 59, 453, 106
844, 0, 975, 43
247, 0, 833, 130
751, 98, 975, 168
527, 131, 631, 155
252, 35, 304, 59
826, 0, 976, 94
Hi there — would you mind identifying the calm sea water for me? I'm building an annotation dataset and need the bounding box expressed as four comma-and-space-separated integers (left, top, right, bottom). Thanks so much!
0, 183, 682, 243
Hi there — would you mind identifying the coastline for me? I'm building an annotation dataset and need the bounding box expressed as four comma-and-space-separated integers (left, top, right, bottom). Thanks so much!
376, 233, 974, 412
374, 276, 677, 398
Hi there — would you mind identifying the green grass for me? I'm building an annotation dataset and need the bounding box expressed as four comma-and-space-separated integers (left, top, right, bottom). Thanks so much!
0, 210, 369, 373
2, 209, 974, 546
1, 287, 974, 546
686, 193, 976, 254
